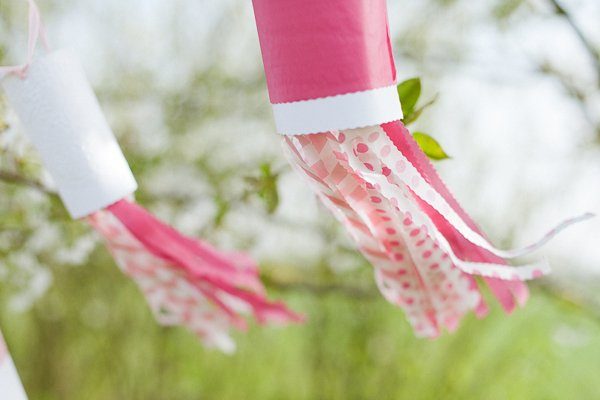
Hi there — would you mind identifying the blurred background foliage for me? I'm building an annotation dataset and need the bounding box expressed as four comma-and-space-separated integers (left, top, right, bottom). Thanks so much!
0, 0, 599, 399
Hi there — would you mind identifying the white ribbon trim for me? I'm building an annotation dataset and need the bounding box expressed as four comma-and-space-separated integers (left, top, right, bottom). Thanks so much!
337, 126, 593, 280
272, 84, 403, 135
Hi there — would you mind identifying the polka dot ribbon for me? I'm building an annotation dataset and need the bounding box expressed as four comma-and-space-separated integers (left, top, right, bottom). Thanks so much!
283, 120, 591, 336
88, 200, 303, 353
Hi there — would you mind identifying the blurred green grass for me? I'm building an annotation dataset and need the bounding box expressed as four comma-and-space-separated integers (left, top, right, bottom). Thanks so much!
2, 247, 599, 400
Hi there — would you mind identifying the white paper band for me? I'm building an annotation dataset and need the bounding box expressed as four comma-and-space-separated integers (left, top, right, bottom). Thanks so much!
1, 49, 137, 218
0, 356, 28, 400
271, 84, 403, 135
0, 334, 28, 400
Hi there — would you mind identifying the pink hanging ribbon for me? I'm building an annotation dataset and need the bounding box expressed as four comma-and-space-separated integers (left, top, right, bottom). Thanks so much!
0, 0, 50, 80
383, 122, 529, 313
89, 200, 303, 352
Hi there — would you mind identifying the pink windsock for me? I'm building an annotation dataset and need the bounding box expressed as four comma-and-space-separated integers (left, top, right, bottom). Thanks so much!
251, 0, 591, 336
1, 1, 302, 352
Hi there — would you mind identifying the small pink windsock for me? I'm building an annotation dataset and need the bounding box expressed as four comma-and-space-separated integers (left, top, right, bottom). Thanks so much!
251, 0, 591, 337
1, 1, 302, 353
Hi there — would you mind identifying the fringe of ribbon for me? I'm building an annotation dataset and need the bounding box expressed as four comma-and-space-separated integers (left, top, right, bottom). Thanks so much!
88, 199, 303, 353
283, 120, 590, 337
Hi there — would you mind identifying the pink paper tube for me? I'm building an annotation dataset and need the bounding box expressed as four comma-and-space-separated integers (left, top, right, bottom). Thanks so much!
252, 0, 396, 103
252, 0, 403, 135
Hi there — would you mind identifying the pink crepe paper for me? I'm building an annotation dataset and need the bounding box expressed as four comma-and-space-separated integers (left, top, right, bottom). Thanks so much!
89, 200, 303, 352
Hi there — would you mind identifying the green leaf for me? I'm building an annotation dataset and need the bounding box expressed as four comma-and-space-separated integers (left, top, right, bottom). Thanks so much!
213, 196, 229, 227
245, 163, 280, 214
413, 132, 450, 161
397, 78, 421, 120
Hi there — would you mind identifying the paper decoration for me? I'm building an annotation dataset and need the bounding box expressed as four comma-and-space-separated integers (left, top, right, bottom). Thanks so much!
1, 1, 301, 352
252, 0, 591, 336
2, 49, 137, 218
0, 330, 28, 400
89, 200, 302, 353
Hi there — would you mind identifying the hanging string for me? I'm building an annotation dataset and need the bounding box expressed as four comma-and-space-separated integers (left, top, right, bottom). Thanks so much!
0, 0, 51, 80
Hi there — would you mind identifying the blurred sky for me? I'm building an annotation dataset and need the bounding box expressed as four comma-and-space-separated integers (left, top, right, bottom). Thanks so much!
2, 0, 599, 277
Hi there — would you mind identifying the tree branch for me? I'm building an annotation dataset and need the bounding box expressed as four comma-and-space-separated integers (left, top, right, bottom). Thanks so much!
263, 276, 378, 300
536, 280, 600, 323
0, 169, 55, 196
548, 0, 600, 83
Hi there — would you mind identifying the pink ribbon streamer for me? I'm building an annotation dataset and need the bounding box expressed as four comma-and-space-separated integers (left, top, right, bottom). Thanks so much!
383, 122, 529, 313
284, 127, 477, 336
339, 125, 591, 279
88, 199, 303, 352
283, 120, 591, 336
